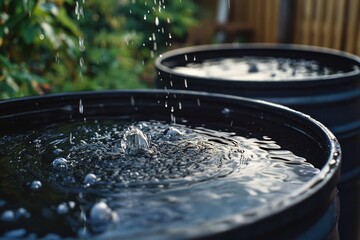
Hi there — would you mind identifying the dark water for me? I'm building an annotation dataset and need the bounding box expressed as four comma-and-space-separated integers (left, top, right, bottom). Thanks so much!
173, 57, 344, 80
0, 120, 320, 239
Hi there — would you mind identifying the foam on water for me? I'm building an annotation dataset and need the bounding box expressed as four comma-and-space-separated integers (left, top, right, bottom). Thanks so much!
173, 57, 345, 80
0, 120, 320, 239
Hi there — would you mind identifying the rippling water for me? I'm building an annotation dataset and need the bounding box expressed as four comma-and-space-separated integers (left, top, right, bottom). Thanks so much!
0, 120, 320, 239
173, 57, 343, 80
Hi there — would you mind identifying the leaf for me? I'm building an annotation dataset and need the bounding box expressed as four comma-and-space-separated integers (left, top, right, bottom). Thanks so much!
20, 23, 40, 44
5, 75, 19, 92
0, 55, 12, 69
11, 72, 47, 83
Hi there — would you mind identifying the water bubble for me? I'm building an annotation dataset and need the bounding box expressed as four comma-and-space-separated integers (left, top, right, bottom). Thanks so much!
83, 173, 97, 185
89, 202, 118, 233
30, 180, 42, 190
121, 127, 149, 155
18, 208, 30, 218
221, 108, 231, 117
164, 127, 183, 140
4, 229, 26, 238
39, 34, 45, 40
1, 210, 15, 222
333, 151, 340, 159
53, 148, 63, 155
56, 203, 69, 215
52, 157, 68, 171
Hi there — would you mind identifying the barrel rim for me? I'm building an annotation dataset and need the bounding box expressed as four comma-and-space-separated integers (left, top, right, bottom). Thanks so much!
155, 43, 360, 86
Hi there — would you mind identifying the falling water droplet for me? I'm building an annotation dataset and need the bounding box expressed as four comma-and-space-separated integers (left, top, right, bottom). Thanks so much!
184, 79, 188, 88
55, 52, 60, 63
155, 17, 159, 26
75, 1, 84, 20
79, 99, 84, 114
144, 14, 147, 20
79, 37, 86, 52
184, 54, 188, 61
79, 57, 85, 67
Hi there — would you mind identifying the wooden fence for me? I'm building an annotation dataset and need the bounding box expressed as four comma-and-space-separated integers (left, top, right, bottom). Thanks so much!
192, 0, 360, 55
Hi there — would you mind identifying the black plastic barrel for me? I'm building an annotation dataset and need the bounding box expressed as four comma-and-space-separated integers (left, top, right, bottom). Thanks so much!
0, 90, 340, 239
155, 44, 360, 239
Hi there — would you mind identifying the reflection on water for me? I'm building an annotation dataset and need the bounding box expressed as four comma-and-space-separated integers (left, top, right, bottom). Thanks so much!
173, 57, 344, 80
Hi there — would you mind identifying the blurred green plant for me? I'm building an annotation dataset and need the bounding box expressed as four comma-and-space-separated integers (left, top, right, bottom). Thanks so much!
0, 0, 199, 99
0, 0, 80, 97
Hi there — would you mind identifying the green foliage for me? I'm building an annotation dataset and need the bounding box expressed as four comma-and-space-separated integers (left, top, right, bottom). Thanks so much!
0, 0, 199, 99
0, 55, 47, 98
1, 0, 80, 97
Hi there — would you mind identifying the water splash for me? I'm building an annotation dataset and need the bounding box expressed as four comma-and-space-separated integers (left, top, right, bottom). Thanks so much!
121, 126, 150, 155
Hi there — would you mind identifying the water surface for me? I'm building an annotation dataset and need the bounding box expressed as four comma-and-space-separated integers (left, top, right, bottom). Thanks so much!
0, 120, 320, 239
